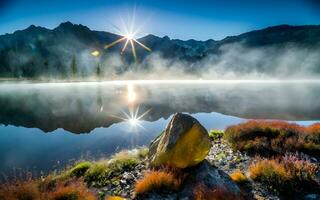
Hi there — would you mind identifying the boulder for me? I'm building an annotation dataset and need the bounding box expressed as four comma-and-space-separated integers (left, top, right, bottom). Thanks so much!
179, 160, 242, 199
135, 160, 243, 200
148, 113, 211, 168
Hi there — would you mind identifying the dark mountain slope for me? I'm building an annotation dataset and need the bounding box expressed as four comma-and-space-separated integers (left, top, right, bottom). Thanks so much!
1, 23, 320, 78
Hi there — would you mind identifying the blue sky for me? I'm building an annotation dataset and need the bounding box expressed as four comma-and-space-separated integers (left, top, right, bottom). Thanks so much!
0, 0, 320, 40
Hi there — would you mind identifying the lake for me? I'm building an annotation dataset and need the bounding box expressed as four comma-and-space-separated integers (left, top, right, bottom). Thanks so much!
1, 81, 320, 177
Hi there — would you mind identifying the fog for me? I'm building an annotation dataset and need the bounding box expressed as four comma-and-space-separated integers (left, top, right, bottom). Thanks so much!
79, 42, 320, 80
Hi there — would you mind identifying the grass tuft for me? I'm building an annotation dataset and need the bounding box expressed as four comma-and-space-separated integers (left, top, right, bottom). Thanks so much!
230, 169, 248, 184
46, 180, 96, 200
70, 161, 92, 178
135, 170, 183, 195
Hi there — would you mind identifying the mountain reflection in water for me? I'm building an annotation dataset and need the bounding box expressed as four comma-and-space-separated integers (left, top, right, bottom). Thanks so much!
1, 82, 320, 134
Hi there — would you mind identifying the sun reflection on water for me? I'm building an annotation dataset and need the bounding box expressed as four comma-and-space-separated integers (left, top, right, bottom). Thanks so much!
127, 83, 137, 103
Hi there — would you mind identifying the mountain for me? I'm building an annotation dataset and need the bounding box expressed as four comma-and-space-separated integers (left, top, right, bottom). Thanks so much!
1, 22, 320, 78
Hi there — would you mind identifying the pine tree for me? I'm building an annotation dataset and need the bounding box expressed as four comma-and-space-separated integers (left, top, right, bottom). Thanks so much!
70, 55, 77, 78
96, 64, 102, 78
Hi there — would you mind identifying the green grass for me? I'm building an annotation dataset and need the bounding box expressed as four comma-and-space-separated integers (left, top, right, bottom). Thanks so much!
70, 161, 92, 178
209, 129, 224, 141
84, 162, 109, 187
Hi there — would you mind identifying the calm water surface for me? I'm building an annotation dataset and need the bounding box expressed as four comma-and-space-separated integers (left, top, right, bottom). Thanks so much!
0, 82, 320, 176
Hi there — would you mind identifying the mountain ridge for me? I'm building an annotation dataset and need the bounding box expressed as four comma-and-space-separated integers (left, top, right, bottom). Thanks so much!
1, 22, 320, 78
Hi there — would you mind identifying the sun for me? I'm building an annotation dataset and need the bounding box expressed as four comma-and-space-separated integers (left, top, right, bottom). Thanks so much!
103, 14, 151, 61
129, 118, 138, 126
125, 33, 134, 40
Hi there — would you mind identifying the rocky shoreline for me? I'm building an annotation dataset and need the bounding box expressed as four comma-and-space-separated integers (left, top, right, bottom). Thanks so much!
1, 113, 319, 200
97, 114, 320, 200
97, 137, 319, 200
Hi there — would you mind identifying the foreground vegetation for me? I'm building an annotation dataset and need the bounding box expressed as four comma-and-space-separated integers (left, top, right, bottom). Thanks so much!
0, 148, 148, 200
1, 120, 319, 200
249, 153, 319, 195
224, 120, 320, 156
0, 178, 96, 200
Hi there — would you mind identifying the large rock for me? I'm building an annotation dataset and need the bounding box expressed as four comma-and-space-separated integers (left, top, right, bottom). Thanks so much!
179, 160, 242, 199
148, 113, 211, 168
135, 160, 243, 200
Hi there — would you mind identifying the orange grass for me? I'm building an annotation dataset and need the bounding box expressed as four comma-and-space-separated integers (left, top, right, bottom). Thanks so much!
230, 169, 248, 184
135, 170, 182, 195
0, 180, 41, 200
46, 180, 96, 200
0, 179, 96, 200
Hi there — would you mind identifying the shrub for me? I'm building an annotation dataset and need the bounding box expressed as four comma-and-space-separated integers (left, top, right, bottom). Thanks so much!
249, 153, 319, 194
209, 129, 224, 141
224, 120, 320, 156
135, 170, 182, 195
46, 180, 96, 200
230, 169, 248, 184
69, 161, 92, 178
193, 184, 243, 200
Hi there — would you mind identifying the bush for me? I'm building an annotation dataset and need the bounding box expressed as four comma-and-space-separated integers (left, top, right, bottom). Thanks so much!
224, 120, 320, 156
230, 170, 248, 184
70, 161, 92, 178
249, 153, 319, 195
193, 184, 243, 200
135, 170, 183, 195
209, 129, 224, 141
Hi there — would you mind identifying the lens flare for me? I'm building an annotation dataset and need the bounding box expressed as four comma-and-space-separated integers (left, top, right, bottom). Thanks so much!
91, 50, 100, 57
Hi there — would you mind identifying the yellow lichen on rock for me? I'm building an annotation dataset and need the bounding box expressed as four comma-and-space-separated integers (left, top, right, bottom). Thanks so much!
149, 113, 211, 168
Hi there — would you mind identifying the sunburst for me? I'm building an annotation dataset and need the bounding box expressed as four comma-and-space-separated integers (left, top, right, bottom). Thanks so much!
111, 106, 152, 130
103, 13, 151, 61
